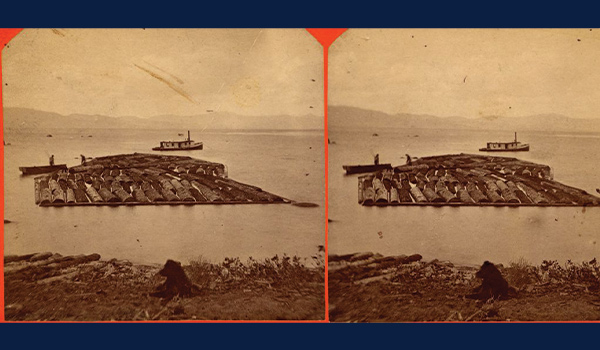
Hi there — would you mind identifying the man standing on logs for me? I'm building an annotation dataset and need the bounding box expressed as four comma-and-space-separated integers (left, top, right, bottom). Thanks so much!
49, 155, 54, 166
374, 153, 380, 165
80, 154, 86, 165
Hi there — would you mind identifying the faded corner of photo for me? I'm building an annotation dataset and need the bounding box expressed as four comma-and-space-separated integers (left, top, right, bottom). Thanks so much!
327, 28, 600, 323
2, 28, 326, 322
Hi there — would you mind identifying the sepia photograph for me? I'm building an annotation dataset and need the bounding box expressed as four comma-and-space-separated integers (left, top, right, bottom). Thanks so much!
327, 29, 600, 322
2, 28, 325, 321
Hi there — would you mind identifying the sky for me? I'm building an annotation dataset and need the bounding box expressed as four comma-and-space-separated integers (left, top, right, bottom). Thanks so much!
2, 29, 323, 118
329, 29, 600, 119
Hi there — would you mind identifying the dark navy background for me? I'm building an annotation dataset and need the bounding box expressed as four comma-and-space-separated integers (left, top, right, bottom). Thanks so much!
0, 323, 599, 347
1, 0, 599, 346
0, 1, 598, 28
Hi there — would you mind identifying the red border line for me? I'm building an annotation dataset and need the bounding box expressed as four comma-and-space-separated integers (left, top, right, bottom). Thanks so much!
306, 28, 347, 323
1, 28, 24, 322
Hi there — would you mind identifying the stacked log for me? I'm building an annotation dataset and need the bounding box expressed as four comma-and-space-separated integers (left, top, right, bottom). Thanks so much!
496, 180, 519, 203
49, 179, 65, 203
363, 177, 375, 204
98, 188, 119, 202
34, 180, 41, 205
170, 179, 195, 201
141, 182, 164, 202
86, 186, 103, 202
466, 182, 489, 203
373, 178, 389, 203
422, 187, 444, 202
390, 187, 399, 203
457, 187, 474, 203
66, 188, 76, 203
435, 180, 458, 203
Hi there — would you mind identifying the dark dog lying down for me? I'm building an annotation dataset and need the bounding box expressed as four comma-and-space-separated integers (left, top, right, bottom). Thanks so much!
467, 261, 516, 300
150, 259, 202, 300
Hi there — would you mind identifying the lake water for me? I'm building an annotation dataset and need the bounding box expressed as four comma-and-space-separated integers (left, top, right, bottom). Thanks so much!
328, 127, 600, 266
4, 128, 325, 265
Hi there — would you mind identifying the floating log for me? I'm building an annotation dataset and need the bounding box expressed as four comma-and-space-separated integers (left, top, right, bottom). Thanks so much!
506, 181, 529, 203
39, 177, 49, 189
363, 178, 375, 204
144, 187, 164, 202
457, 188, 474, 203
161, 187, 179, 201
409, 187, 427, 203
111, 180, 123, 192
518, 183, 548, 204
67, 179, 77, 190
34, 180, 41, 205
49, 179, 61, 193
69, 164, 104, 173
114, 188, 135, 202
66, 188, 76, 203
422, 188, 444, 202
190, 181, 219, 202
50, 179, 65, 203
170, 179, 195, 201
98, 188, 119, 202
394, 164, 429, 173
496, 180, 518, 203
437, 187, 459, 203
40, 188, 52, 205
132, 188, 149, 202
86, 186, 103, 203
358, 181, 364, 204
373, 178, 389, 203
73, 188, 89, 202
189, 188, 206, 202
466, 183, 489, 203
159, 179, 176, 193
390, 187, 399, 203
408, 173, 417, 184
446, 183, 457, 194
398, 188, 413, 202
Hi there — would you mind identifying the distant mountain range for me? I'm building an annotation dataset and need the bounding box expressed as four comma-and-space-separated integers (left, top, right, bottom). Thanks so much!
5, 106, 600, 133
3, 108, 323, 131
329, 106, 600, 133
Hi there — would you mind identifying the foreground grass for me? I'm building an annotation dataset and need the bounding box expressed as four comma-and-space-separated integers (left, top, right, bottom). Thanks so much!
329, 254, 600, 322
5, 251, 325, 321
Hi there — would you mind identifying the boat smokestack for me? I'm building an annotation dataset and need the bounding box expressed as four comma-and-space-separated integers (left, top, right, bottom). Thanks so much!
515, 132, 517, 142
188, 130, 190, 141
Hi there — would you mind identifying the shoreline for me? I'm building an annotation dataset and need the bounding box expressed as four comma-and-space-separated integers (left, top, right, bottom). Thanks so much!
329, 252, 600, 322
4, 252, 325, 321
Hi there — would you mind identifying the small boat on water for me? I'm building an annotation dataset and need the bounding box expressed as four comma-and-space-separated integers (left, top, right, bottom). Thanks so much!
343, 154, 392, 174
152, 130, 203, 151
343, 163, 393, 174
479, 132, 529, 152
19, 164, 67, 175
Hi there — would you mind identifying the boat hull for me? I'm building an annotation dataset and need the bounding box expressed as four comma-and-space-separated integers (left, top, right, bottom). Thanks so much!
19, 164, 67, 175
343, 164, 392, 174
152, 143, 203, 151
479, 145, 529, 152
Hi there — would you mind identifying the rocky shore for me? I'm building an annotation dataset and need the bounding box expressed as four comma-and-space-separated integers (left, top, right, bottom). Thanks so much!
4, 252, 325, 321
329, 252, 600, 322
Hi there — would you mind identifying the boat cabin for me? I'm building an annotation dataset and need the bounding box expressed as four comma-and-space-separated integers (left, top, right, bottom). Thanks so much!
158, 140, 195, 149
485, 141, 522, 150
